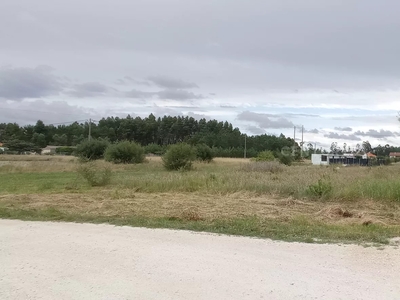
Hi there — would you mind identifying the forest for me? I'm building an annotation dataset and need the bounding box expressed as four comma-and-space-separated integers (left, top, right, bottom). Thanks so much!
0, 114, 297, 157
1, 113, 399, 158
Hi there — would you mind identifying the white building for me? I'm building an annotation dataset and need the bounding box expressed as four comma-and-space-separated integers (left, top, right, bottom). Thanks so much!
311, 153, 367, 165
311, 154, 331, 165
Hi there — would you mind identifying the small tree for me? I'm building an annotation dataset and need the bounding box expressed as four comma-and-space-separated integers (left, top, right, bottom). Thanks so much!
105, 141, 145, 164
162, 143, 196, 170
75, 139, 109, 160
196, 144, 214, 162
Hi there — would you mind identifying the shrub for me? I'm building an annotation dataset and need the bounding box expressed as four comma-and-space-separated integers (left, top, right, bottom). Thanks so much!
241, 161, 284, 173
75, 139, 109, 161
77, 162, 112, 187
196, 144, 214, 162
306, 176, 333, 198
55, 146, 75, 156
0, 148, 3, 155
252, 150, 275, 162
277, 154, 293, 166
145, 143, 166, 155
162, 143, 196, 171
105, 141, 145, 164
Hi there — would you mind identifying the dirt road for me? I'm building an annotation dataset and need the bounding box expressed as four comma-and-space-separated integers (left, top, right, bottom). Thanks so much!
1, 220, 399, 300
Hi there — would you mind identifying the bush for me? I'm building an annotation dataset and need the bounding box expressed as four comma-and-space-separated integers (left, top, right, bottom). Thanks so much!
144, 143, 166, 155
277, 154, 293, 166
75, 139, 109, 161
105, 141, 145, 164
196, 144, 214, 162
306, 176, 333, 198
55, 146, 75, 156
252, 150, 275, 162
162, 143, 196, 171
0, 148, 3, 155
77, 162, 112, 187
241, 161, 284, 173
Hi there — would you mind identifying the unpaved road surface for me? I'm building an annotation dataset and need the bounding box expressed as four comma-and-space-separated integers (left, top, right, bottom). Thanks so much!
1, 220, 399, 300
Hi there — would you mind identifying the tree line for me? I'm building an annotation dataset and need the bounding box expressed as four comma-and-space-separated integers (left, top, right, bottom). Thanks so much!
0, 114, 297, 157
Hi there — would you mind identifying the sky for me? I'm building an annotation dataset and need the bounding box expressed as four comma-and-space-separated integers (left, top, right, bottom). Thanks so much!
1, 0, 400, 149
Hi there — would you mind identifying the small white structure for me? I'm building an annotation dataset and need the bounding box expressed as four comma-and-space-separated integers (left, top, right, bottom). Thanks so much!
311, 154, 331, 165
42, 146, 59, 155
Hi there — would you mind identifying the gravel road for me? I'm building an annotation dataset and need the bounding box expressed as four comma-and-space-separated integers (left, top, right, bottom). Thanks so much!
1, 220, 399, 300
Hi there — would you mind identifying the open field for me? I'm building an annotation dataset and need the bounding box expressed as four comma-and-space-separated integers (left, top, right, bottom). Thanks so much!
0, 155, 399, 244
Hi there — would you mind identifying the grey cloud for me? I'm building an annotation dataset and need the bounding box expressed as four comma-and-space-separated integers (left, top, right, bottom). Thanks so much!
124, 76, 151, 86
334, 127, 353, 132
0, 65, 62, 100
246, 125, 265, 135
147, 76, 198, 89
305, 128, 319, 134
157, 89, 204, 100
125, 88, 204, 100
237, 111, 294, 129
324, 132, 361, 141
125, 89, 155, 99
354, 129, 399, 138
220, 104, 237, 108
67, 82, 110, 98
2, 1, 400, 91
0, 100, 96, 125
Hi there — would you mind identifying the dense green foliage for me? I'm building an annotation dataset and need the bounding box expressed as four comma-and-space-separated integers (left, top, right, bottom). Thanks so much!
55, 146, 75, 155
252, 150, 275, 162
105, 141, 145, 164
75, 139, 109, 161
3, 140, 41, 154
162, 143, 196, 170
196, 144, 214, 162
0, 115, 297, 157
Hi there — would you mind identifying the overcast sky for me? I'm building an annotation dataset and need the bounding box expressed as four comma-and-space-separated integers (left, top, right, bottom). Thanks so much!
1, 0, 400, 149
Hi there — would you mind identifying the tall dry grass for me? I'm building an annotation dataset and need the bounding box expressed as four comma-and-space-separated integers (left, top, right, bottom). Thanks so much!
1, 155, 400, 202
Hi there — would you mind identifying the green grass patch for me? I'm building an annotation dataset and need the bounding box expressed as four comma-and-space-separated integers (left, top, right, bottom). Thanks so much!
0, 206, 398, 245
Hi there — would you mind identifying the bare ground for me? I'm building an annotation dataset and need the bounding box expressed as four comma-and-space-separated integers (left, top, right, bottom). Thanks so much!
1, 219, 399, 300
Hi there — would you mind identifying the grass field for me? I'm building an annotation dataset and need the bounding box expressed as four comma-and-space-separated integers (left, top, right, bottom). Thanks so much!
1, 155, 399, 244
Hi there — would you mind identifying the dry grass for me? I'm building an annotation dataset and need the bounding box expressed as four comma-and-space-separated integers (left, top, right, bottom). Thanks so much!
0, 190, 398, 226
0, 154, 399, 244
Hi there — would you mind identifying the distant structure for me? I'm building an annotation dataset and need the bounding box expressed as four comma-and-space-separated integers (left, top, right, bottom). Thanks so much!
311, 153, 373, 166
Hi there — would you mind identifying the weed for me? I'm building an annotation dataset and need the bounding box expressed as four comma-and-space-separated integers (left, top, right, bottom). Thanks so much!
77, 162, 112, 187
306, 176, 333, 198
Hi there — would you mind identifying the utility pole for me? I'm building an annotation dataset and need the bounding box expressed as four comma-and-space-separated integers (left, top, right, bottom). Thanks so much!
88, 118, 92, 141
244, 134, 247, 159
301, 125, 304, 159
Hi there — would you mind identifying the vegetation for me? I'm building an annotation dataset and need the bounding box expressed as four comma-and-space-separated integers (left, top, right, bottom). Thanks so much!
196, 144, 214, 162
75, 139, 109, 161
0, 155, 399, 245
162, 143, 196, 170
0, 115, 297, 158
105, 141, 145, 164
77, 162, 112, 187
252, 150, 275, 162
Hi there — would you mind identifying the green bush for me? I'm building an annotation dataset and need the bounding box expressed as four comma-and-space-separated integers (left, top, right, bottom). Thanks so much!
196, 144, 214, 162
77, 162, 112, 187
105, 141, 145, 164
162, 143, 196, 171
252, 150, 275, 162
306, 177, 333, 198
75, 139, 109, 161
55, 146, 75, 156
277, 154, 293, 166
144, 143, 166, 155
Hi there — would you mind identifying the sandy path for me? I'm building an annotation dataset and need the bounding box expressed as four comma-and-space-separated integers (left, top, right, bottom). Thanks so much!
1, 220, 399, 300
